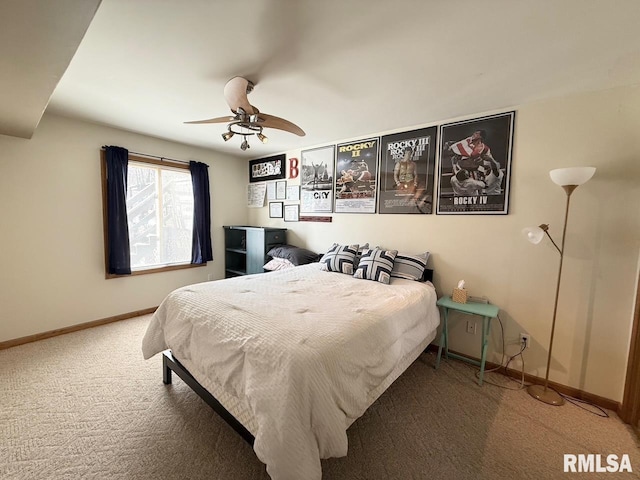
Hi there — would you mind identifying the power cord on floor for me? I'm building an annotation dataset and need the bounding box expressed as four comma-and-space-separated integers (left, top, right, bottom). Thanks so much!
465, 302, 611, 418
473, 314, 527, 390
559, 393, 610, 418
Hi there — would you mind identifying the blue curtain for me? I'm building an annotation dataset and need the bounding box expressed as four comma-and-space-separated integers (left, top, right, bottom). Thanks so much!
190, 161, 213, 264
105, 146, 131, 275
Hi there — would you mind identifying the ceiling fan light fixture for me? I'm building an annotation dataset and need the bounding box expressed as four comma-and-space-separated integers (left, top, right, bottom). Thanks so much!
222, 131, 234, 141
185, 76, 305, 151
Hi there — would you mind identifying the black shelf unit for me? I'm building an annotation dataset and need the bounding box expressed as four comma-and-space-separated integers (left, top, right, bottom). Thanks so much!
223, 226, 287, 278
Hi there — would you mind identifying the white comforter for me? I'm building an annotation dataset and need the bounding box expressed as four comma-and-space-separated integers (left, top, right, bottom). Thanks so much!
142, 263, 440, 480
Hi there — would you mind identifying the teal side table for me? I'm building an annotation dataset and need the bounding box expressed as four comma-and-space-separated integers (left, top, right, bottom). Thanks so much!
435, 295, 500, 385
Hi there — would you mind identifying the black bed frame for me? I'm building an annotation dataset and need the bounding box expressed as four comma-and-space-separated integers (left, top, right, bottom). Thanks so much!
162, 350, 255, 446
160, 268, 434, 448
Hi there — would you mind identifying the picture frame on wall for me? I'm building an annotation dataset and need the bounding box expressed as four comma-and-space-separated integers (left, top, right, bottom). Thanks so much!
266, 182, 277, 200
300, 145, 335, 213
249, 154, 286, 183
379, 126, 438, 214
286, 185, 300, 201
276, 180, 287, 199
334, 137, 379, 214
284, 204, 299, 222
436, 112, 515, 215
269, 201, 284, 218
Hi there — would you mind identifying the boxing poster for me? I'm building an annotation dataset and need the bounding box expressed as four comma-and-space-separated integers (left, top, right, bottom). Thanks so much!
334, 138, 379, 213
379, 127, 437, 214
436, 112, 515, 214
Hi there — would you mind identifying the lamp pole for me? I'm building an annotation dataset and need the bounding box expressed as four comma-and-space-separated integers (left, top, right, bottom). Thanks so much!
525, 166, 595, 406
530, 186, 575, 405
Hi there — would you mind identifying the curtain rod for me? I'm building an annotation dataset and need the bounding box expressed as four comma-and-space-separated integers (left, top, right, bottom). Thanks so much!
130, 151, 190, 165
102, 146, 190, 165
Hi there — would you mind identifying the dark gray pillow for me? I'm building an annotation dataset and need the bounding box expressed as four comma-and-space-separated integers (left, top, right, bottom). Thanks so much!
267, 244, 321, 266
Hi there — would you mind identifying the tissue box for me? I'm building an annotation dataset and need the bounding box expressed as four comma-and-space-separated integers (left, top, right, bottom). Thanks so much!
452, 288, 468, 304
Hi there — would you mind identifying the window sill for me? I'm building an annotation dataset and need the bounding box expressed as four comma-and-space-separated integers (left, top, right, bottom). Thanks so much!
105, 262, 206, 279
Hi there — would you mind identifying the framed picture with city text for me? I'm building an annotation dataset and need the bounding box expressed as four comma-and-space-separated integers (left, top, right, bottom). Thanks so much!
300, 145, 335, 213
436, 112, 515, 215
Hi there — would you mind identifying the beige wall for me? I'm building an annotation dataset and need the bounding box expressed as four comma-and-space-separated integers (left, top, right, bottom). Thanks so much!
0, 114, 248, 343
248, 85, 640, 401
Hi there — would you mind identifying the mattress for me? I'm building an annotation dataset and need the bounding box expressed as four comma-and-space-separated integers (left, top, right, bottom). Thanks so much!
142, 263, 440, 480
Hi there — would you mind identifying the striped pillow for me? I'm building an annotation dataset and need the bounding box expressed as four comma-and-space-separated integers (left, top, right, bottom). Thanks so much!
354, 242, 369, 268
390, 252, 429, 281
353, 248, 398, 284
319, 243, 359, 275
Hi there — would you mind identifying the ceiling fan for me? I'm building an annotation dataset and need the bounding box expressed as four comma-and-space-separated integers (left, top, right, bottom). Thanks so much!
185, 76, 305, 151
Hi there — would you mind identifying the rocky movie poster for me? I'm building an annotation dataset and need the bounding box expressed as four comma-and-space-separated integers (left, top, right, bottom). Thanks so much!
334, 138, 379, 214
436, 112, 515, 215
379, 127, 437, 214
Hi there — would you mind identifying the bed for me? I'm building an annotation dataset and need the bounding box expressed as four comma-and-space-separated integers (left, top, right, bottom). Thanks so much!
142, 262, 440, 480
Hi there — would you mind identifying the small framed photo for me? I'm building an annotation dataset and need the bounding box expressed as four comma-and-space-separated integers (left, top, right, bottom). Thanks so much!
266, 182, 276, 200
284, 204, 300, 222
269, 201, 284, 218
286, 185, 300, 201
276, 180, 287, 199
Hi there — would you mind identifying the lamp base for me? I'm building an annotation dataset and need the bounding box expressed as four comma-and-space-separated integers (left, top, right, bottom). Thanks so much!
527, 384, 565, 406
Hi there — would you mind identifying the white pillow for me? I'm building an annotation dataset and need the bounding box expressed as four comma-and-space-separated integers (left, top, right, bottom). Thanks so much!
263, 258, 295, 271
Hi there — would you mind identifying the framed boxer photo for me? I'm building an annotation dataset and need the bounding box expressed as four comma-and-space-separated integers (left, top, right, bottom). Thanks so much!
436, 112, 515, 215
379, 126, 437, 214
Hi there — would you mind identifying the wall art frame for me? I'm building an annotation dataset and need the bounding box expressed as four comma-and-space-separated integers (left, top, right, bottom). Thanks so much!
436, 111, 515, 215
269, 201, 284, 218
379, 126, 438, 214
300, 145, 335, 213
249, 154, 287, 183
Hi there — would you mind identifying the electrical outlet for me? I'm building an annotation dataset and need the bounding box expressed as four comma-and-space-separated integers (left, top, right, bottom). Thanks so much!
466, 321, 476, 334
520, 333, 530, 349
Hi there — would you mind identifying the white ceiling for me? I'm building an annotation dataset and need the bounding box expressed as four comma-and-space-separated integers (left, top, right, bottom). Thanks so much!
4, 0, 640, 158
0, 0, 100, 138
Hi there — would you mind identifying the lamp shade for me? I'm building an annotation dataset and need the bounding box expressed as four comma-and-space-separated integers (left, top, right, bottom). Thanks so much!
549, 167, 596, 186
522, 226, 544, 244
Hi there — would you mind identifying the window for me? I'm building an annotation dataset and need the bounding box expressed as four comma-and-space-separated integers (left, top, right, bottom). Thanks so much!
102, 152, 204, 277
127, 161, 194, 271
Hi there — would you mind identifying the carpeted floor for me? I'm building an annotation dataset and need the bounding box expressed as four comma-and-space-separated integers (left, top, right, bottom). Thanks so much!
1, 315, 638, 479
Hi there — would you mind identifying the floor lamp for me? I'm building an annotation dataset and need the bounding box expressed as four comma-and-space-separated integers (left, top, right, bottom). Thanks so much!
522, 166, 596, 406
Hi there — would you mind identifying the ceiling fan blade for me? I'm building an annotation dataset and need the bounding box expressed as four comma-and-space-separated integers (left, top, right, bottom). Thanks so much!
258, 113, 306, 136
184, 116, 233, 124
224, 76, 255, 114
